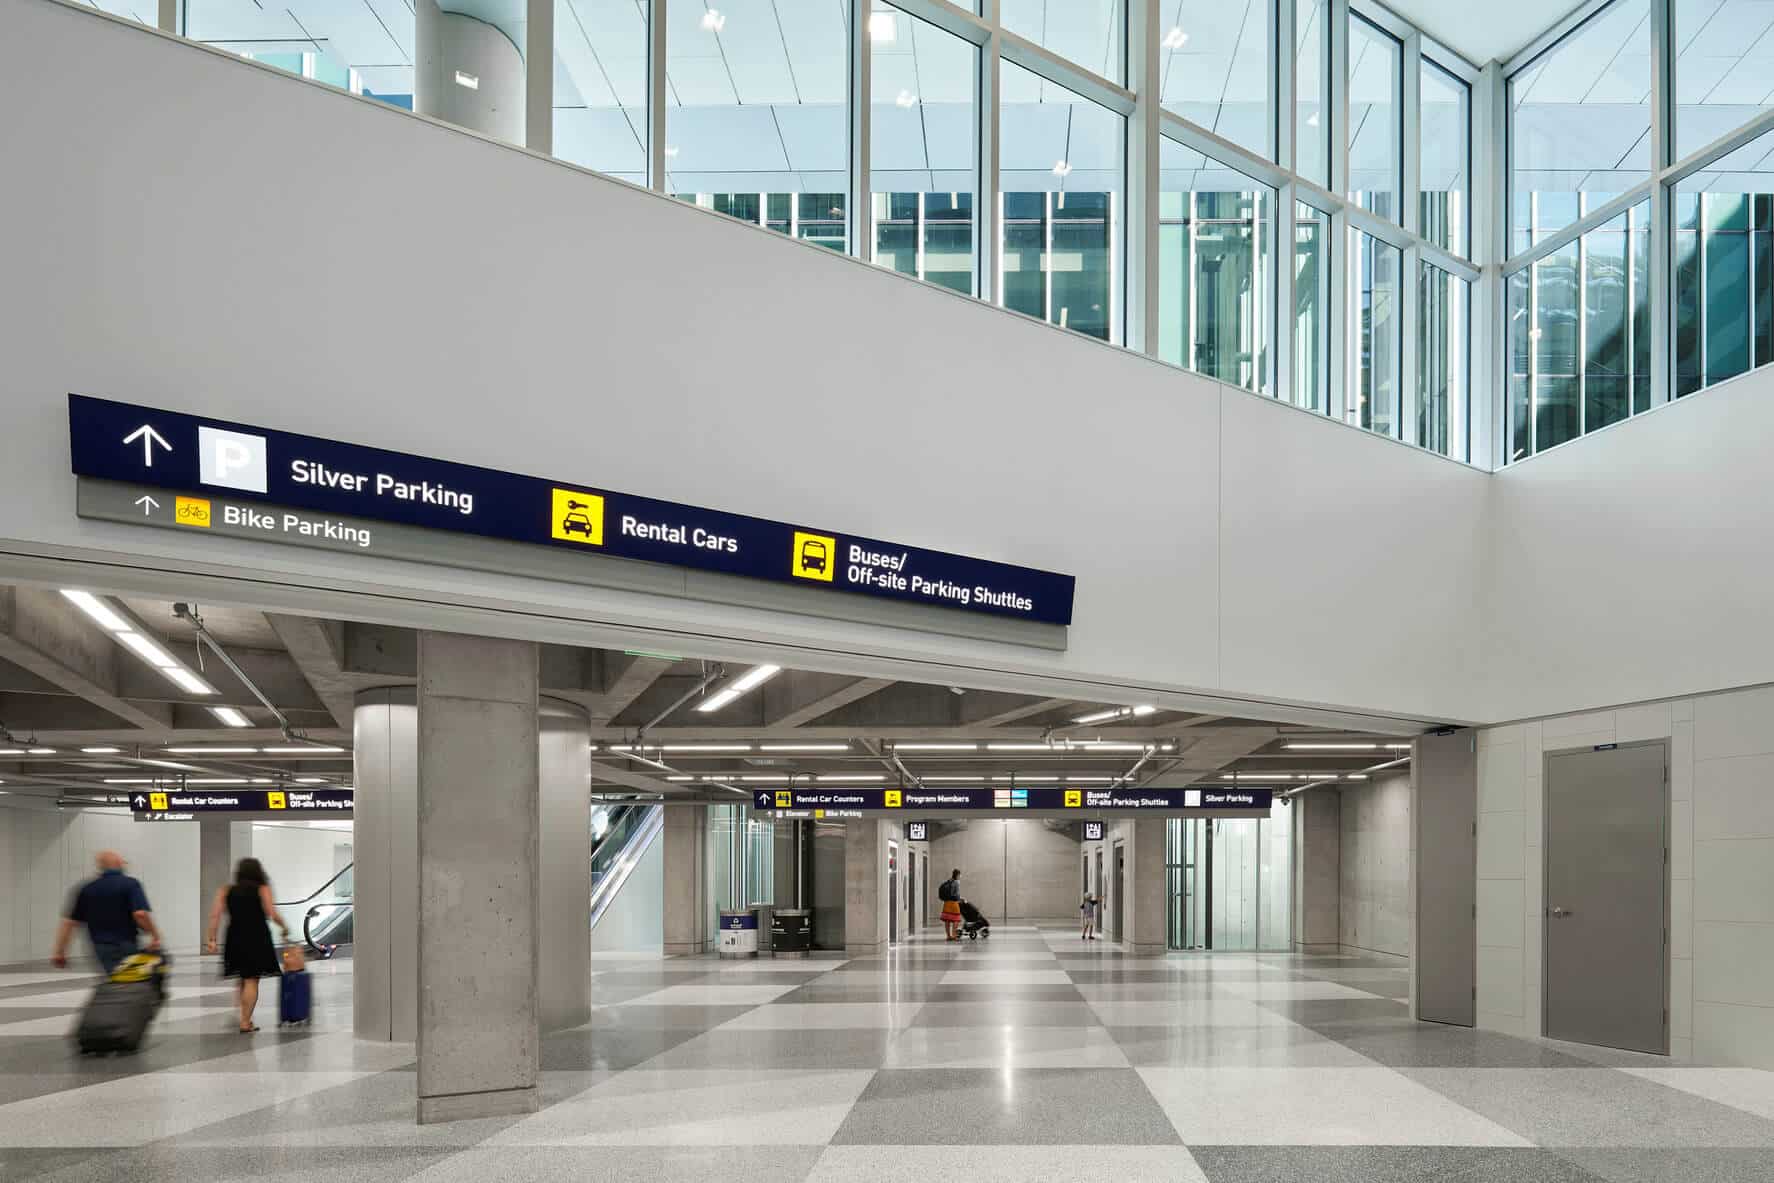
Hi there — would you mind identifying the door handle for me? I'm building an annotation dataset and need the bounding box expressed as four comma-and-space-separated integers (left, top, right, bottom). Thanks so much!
1550, 907, 1573, 918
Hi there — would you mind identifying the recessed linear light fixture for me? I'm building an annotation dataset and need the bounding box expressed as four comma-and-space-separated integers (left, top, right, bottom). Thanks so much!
1073, 705, 1157, 725
758, 744, 850, 752
1283, 742, 1380, 751
1052, 160, 1073, 177
1162, 26, 1189, 49
211, 707, 252, 728
817, 774, 885, 782
891, 743, 979, 752
81, 747, 122, 755
165, 746, 258, 755
28, 748, 54, 756
868, 10, 896, 41
454, 70, 479, 90
659, 744, 753, 753
695, 664, 780, 713
895, 89, 918, 108
61, 589, 217, 697
700, 8, 726, 32
261, 745, 346, 754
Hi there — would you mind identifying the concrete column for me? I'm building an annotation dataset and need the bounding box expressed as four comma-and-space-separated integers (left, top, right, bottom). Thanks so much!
662, 804, 708, 956
197, 817, 251, 945
538, 697, 591, 1032
1128, 817, 1168, 957
844, 818, 887, 955
353, 686, 419, 1043
415, 631, 540, 1124
415, 0, 527, 144
1292, 790, 1342, 952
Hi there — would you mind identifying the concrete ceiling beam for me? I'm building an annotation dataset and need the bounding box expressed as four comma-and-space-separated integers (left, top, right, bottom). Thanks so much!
0, 587, 173, 733
762, 674, 893, 729
266, 614, 356, 727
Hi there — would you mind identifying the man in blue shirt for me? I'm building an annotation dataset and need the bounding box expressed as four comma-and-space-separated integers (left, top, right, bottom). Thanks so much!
51, 851, 162, 975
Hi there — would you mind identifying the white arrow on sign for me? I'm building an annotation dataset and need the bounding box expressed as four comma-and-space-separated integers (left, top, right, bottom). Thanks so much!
133, 795, 147, 807
122, 424, 172, 467
134, 495, 159, 516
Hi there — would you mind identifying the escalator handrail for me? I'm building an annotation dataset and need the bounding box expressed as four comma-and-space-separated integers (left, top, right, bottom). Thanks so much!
589, 804, 663, 932
275, 861, 353, 911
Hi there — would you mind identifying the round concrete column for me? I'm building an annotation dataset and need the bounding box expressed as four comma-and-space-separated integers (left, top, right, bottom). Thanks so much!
415, 0, 526, 144
538, 696, 591, 1032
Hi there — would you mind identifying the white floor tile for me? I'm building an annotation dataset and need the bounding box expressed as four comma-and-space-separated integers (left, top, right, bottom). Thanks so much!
717, 1003, 925, 1030
0, 1070, 370, 1146
614, 984, 802, 1007
1621, 1067, 1774, 1121
939, 969, 1073, 986
1137, 1067, 1533, 1146
884, 1025, 1131, 1069
808, 1145, 1206, 1181
1087, 999, 1298, 1027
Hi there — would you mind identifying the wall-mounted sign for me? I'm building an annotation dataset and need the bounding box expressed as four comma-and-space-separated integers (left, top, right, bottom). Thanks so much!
1083, 820, 1105, 840
69, 395, 1076, 626
752, 787, 1271, 814
906, 821, 928, 841
126, 788, 353, 815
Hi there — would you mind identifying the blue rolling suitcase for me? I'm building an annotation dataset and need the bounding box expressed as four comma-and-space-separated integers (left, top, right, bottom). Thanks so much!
278, 969, 312, 1026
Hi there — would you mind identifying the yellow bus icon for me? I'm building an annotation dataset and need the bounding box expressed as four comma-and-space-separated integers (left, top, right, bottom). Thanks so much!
1064, 790, 1082, 807
792, 531, 837, 582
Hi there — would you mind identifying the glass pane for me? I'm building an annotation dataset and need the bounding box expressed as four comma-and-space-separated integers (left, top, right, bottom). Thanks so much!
1158, 139, 1273, 393
1295, 0, 1328, 187
1420, 58, 1469, 256
1349, 229, 1402, 438
184, 0, 415, 107
1507, 267, 1532, 462
554, 0, 650, 183
869, 4, 978, 295
1160, 1, 1271, 161
1584, 211, 1633, 432
1000, 61, 1126, 343
1675, 130, 1774, 398
667, 0, 848, 247
1675, 0, 1774, 162
87, 0, 158, 26
1348, 14, 1400, 222
1509, 0, 1650, 254
1294, 203, 1330, 412
1416, 263, 1469, 459
1000, 0, 1124, 85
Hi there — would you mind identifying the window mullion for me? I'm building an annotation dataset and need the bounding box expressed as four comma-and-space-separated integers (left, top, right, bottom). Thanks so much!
849, 0, 871, 258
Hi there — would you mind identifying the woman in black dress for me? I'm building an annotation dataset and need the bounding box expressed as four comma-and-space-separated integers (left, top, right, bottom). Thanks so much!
204, 858, 289, 1032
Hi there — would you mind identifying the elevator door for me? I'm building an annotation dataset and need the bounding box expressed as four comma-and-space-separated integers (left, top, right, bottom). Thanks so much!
1545, 742, 1668, 1054
1112, 844, 1125, 942
1417, 729, 1478, 1026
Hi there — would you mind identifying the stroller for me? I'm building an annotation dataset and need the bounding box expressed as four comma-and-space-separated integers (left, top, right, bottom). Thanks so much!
959, 900, 991, 940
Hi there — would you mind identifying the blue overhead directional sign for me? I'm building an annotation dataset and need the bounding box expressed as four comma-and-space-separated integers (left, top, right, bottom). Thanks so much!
67, 395, 1076, 626
752, 787, 1272, 813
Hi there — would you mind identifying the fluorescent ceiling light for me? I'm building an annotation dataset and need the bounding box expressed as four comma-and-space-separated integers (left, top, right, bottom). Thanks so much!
260, 745, 345, 754
758, 744, 850, 752
104, 778, 155, 784
1052, 160, 1072, 176
1070, 742, 1152, 752
165, 746, 258, 754
454, 69, 479, 90
818, 774, 884, 782
730, 664, 780, 693
868, 10, 896, 41
28, 748, 54, 755
1384, 743, 1412, 750
82, 747, 122, 754
115, 631, 177, 669
695, 689, 741, 713
160, 666, 216, 696
211, 707, 252, 728
700, 8, 725, 32
142, 758, 198, 770
892, 743, 978, 752
987, 743, 1057, 752
186, 777, 247, 785
1072, 708, 1124, 725
1284, 742, 1378, 751
1162, 26, 1189, 49
1132, 704, 1157, 716
895, 89, 918, 108
0, 749, 22, 755
60, 589, 131, 632
660, 744, 752, 752
666, 775, 695, 782
923, 776, 985, 782
295, 777, 327, 784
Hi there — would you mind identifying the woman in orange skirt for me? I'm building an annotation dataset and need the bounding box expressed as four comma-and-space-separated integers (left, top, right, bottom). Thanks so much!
938, 868, 964, 940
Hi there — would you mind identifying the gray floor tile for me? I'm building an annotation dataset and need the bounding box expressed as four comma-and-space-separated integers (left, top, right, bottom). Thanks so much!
829, 1068, 1181, 1145
1107, 1024, 1378, 1068
574, 1004, 758, 1031
1189, 1146, 1607, 1182
1401, 1068, 1774, 1147
0, 1149, 107, 1182
918, 985, 1086, 1003
808, 1144, 1207, 1181
1313, 1026, 1601, 1069
25, 1145, 452, 1183
1553, 1148, 1774, 1183
909, 1001, 1099, 1028
539, 1027, 708, 1071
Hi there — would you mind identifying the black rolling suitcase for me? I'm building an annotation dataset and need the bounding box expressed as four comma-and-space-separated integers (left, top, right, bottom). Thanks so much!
75, 953, 167, 1055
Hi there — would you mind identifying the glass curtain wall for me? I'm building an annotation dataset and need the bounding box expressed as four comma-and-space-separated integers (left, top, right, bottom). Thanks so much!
1158, 138, 1273, 391
667, 0, 849, 249
1349, 228, 1402, 437
1000, 60, 1125, 343
1673, 127, 1774, 398
870, 3, 979, 295
1417, 263, 1470, 457
1165, 802, 1292, 952
157, 0, 1479, 465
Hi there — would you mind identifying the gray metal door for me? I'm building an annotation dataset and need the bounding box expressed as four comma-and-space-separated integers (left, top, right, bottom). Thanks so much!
1416, 729, 1478, 1026
1112, 844, 1125, 941
1545, 742, 1668, 1054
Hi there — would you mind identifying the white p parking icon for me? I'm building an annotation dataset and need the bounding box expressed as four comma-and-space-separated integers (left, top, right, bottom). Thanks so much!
197, 426, 268, 493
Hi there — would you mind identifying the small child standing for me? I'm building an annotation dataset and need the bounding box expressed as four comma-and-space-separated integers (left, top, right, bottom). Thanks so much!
1080, 893, 1099, 941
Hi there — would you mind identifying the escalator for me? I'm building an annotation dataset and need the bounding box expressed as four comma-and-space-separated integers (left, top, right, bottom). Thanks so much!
272, 802, 662, 957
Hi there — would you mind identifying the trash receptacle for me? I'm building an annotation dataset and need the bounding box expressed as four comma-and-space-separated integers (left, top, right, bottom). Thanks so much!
772, 908, 813, 957
718, 909, 759, 959
749, 903, 775, 958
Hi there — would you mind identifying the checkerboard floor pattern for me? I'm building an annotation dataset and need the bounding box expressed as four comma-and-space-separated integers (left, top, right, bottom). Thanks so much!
1, 926, 1771, 1180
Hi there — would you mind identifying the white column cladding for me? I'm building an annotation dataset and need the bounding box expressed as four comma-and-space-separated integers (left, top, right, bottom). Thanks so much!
414, 0, 528, 145
353, 686, 420, 1044
538, 697, 591, 1032
662, 804, 709, 956
196, 817, 252, 945
416, 631, 540, 1124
